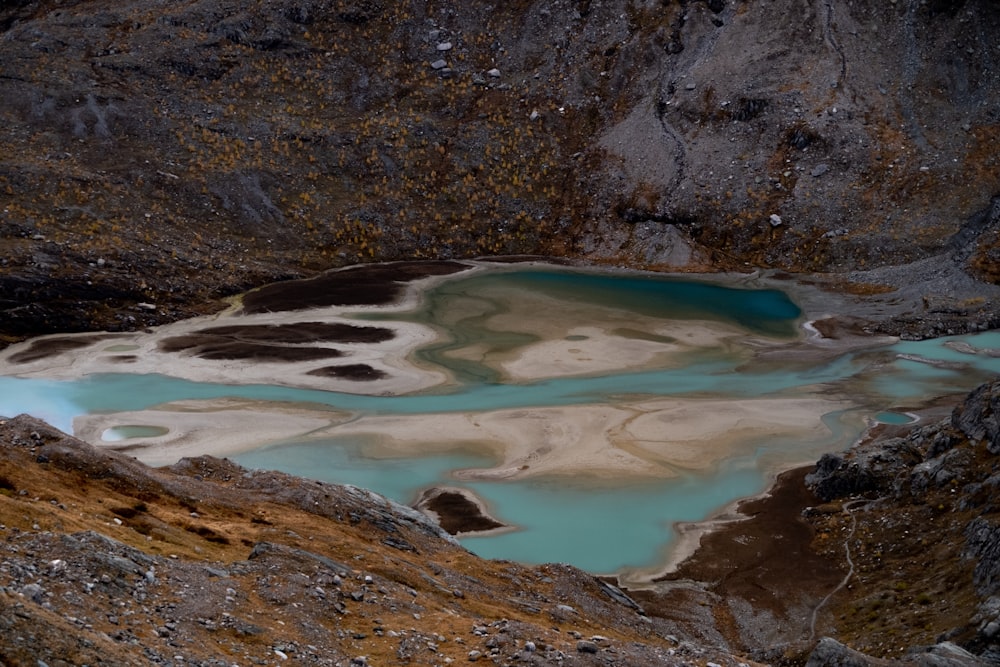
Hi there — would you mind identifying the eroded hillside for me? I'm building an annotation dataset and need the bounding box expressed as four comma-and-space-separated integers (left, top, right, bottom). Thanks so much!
1, 0, 999, 343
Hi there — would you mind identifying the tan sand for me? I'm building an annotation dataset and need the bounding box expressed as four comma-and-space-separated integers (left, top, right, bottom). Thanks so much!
303, 395, 850, 481
0, 305, 450, 395
72, 399, 347, 467
0, 260, 870, 485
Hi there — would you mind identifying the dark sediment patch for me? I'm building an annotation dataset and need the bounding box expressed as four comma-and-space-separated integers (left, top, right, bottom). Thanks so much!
8, 334, 117, 364
194, 322, 395, 344
307, 364, 388, 381
636, 467, 843, 641
240, 260, 471, 314
809, 315, 875, 340
158, 334, 345, 362
415, 488, 505, 535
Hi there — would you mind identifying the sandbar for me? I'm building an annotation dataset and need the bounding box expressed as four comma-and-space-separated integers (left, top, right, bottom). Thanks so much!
73, 399, 346, 467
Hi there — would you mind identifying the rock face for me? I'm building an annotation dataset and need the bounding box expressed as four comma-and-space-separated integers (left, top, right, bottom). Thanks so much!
952, 381, 1000, 454
1, 0, 1000, 344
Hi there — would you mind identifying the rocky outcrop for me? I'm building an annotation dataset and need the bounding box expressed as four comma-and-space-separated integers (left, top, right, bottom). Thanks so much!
952, 381, 1000, 454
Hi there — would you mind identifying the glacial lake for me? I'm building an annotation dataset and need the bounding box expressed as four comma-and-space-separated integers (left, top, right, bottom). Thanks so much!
1, 262, 999, 578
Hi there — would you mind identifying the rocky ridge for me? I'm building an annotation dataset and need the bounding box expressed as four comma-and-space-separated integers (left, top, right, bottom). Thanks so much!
796, 379, 1000, 664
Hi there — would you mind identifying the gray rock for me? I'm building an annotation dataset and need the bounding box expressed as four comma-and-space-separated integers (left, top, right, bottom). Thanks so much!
577, 640, 599, 654
21, 582, 46, 603
811, 163, 829, 177
964, 518, 1000, 597
952, 381, 1000, 454
431, 59, 448, 70
909, 641, 988, 666
805, 637, 881, 666
436, 41, 453, 51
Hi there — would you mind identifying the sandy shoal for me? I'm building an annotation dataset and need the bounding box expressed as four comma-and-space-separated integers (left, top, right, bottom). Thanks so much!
307, 395, 850, 480
0, 303, 450, 396
72, 392, 848, 480
73, 399, 347, 467
497, 322, 743, 381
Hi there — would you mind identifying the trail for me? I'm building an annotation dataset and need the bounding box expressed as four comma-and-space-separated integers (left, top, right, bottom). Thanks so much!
809, 498, 872, 640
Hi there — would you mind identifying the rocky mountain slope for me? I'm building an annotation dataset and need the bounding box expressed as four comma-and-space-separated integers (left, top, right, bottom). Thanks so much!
1, 0, 999, 344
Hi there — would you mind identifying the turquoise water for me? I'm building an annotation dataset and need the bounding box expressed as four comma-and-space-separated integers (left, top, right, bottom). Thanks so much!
460, 463, 766, 573
0, 266, 997, 574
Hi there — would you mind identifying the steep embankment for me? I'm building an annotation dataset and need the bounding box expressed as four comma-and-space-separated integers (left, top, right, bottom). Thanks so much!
1, 0, 999, 343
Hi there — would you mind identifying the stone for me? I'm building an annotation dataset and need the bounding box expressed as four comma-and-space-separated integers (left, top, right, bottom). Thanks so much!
964, 518, 1000, 597
952, 381, 1000, 453
769, 213, 782, 227
577, 640, 599, 654
431, 59, 448, 70
805, 637, 877, 666
467, 649, 482, 661
810, 163, 829, 177
486, 68, 500, 78
21, 582, 45, 603
437, 42, 453, 51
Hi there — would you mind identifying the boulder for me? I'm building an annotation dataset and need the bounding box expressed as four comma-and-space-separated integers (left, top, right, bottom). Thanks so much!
952, 382, 1000, 454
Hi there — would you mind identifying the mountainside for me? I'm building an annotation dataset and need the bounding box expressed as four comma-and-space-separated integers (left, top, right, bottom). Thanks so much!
2, 0, 1000, 343
3, 1, 1000, 664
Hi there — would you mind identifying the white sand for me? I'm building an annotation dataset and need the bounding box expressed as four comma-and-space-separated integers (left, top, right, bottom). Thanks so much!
73, 399, 347, 467
0, 260, 865, 483
0, 302, 450, 395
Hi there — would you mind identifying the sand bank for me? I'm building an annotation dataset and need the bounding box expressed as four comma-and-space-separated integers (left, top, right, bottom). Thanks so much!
307, 395, 850, 481
73, 399, 347, 467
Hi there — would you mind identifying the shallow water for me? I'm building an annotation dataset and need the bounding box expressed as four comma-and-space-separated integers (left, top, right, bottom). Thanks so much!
1, 265, 998, 575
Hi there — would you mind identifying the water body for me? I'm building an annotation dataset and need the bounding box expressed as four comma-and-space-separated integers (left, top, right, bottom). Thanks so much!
1, 264, 999, 575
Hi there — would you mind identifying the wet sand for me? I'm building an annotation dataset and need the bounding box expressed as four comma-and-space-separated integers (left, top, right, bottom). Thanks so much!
321, 396, 848, 480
